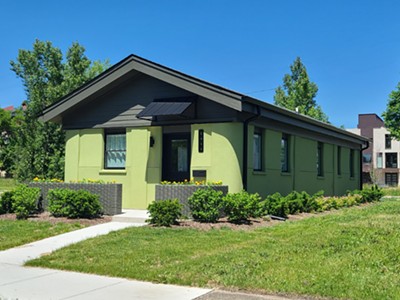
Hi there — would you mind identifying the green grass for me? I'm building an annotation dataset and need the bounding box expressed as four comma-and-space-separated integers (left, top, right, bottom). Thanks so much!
0, 220, 84, 251
27, 200, 400, 300
0, 178, 17, 192
382, 187, 400, 196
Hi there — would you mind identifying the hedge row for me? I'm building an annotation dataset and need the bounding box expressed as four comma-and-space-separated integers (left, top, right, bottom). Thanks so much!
147, 185, 384, 226
0, 185, 103, 219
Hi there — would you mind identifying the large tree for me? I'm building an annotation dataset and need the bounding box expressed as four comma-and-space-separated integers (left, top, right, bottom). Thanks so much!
6, 39, 109, 180
274, 57, 329, 122
383, 83, 400, 140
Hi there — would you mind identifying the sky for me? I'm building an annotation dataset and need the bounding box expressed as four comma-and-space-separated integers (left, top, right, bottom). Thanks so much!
1, 0, 400, 128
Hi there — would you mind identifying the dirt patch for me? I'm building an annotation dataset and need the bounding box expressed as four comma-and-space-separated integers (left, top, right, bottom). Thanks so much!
172, 207, 366, 231
0, 211, 112, 226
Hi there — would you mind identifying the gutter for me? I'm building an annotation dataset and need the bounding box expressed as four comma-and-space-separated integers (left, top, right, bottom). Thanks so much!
242, 105, 261, 190
360, 141, 370, 190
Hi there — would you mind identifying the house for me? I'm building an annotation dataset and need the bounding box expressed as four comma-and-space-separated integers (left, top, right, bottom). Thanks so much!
39, 55, 368, 209
348, 113, 400, 186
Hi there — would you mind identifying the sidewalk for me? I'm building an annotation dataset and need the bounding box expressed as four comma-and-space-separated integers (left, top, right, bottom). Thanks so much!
0, 220, 211, 300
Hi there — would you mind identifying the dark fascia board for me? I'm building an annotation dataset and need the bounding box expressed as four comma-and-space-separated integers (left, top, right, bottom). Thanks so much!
243, 96, 369, 146
40, 54, 243, 122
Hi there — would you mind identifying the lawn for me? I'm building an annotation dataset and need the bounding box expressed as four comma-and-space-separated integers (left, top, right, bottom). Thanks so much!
0, 178, 17, 192
0, 220, 84, 251
27, 200, 400, 300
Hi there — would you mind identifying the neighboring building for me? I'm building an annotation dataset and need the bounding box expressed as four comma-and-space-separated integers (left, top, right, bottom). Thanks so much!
39, 54, 368, 209
348, 113, 400, 186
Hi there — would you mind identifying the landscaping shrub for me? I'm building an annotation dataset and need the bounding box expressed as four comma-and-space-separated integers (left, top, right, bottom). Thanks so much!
147, 199, 182, 227
261, 192, 290, 218
48, 188, 103, 219
188, 187, 223, 222
222, 191, 261, 223
349, 185, 383, 203
0, 190, 15, 214
12, 185, 41, 219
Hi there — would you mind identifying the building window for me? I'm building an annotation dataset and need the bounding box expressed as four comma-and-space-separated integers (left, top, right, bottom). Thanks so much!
337, 146, 341, 175
362, 153, 372, 163
385, 153, 398, 168
281, 134, 289, 172
253, 129, 262, 171
317, 142, 323, 177
385, 173, 398, 186
105, 130, 126, 169
377, 153, 383, 168
385, 134, 392, 149
350, 149, 355, 178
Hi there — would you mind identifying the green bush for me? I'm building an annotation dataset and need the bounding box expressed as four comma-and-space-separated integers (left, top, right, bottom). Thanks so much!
349, 185, 383, 203
147, 199, 182, 226
0, 190, 15, 214
261, 192, 290, 218
188, 187, 223, 222
48, 189, 103, 219
12, 185, 41, 219
222, 191, 261, 223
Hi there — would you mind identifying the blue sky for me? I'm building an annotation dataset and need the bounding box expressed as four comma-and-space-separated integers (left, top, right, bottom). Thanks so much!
1, 0, 400, 128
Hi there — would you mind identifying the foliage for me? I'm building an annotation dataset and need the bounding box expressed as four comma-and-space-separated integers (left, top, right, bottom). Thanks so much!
0, 219, 84, 251
222, 190, 261, 223
48, 188, 103, 219
261, 192, 290, 217
11, 184, 41, 219
0, 109, 12, 171
3, 39, 109, 180
147, 199, 182, 227
0, 190, 15, 214
274, 57, 329, 122
349, 184, 383, 203
188, 187, 223, 222
383, 82, 400, 140
160, 179, 223, 185
27, 200, 400, 300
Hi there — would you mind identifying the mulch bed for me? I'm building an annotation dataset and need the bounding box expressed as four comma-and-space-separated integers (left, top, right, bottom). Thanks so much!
0, 212, 112, 226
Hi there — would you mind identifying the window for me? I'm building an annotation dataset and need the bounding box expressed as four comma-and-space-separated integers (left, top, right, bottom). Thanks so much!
385, 134, 392, 149
350, 149, 355, 178
337, 146, 341, 175
105, 131, 126, 169
253, 129, 263, 171
385, 173, 398, 186
281, 134, 289, 172
317, 142, 323, 176
377, 153, 383, 168
362, 153, 372, 163
386, 153, 398, 168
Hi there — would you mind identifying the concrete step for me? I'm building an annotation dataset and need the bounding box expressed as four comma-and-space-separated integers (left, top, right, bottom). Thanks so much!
112, 209, 149, 224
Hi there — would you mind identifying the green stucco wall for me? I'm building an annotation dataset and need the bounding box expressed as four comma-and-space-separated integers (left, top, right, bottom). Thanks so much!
65, 127, 162, 209
191, 123, 243, 192
65, 123, 360, 209
246, 126, 360, 198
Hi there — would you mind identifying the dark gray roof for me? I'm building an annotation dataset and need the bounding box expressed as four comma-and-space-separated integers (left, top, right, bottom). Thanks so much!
39, 54, 368, 146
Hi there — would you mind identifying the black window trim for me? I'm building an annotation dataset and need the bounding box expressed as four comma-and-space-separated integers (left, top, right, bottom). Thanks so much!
253, 128, 263, 171
104, 128, 127, 170
281, 133, 290, 173
317, 142, 324, 177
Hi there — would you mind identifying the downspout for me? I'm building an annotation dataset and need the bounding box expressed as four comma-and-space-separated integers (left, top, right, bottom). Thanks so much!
242, 105, 261, 190
360, 141, 370, 190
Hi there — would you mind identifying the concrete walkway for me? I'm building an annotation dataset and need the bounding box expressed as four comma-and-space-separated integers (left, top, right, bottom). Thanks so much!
0, 217, 211, 300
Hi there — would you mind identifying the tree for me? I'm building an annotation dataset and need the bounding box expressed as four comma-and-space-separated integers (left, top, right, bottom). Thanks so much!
6, 39, 109, 180
274, 57, 329, 122
383, 83, 400, 140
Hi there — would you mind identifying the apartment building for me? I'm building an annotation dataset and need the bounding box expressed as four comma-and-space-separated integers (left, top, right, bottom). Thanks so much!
348, 114, 400, 186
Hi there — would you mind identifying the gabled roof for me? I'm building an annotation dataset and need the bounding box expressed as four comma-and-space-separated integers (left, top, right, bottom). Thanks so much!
39, 54, 368, 146
40, 54, 244, 123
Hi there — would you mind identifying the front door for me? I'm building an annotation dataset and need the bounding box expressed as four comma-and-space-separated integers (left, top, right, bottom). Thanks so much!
162, 133, 191, 182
